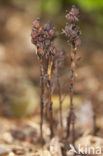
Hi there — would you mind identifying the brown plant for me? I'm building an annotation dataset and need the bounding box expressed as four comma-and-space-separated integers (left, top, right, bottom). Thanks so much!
63, 5, 81, 145
31, 18, 56, 140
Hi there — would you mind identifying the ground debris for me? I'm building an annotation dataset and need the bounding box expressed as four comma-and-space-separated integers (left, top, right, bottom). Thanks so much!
0, 145, 11, 156
49, 137, 62, 156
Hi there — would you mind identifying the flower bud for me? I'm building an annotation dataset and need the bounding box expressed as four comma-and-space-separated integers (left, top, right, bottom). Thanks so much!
32, 18, 41, 29
38, 48, 44, 56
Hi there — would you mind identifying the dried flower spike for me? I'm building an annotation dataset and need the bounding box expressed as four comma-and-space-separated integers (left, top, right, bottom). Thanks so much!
63, 5, 81, 145
31, 18, 56, 140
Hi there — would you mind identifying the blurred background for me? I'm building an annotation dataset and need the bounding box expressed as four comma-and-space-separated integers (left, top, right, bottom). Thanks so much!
0, 0, 103, 118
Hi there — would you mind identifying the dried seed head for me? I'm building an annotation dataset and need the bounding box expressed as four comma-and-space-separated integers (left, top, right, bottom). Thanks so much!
63, 6, 81, 47
66, 5, 79, 23
31, 18, 56, 59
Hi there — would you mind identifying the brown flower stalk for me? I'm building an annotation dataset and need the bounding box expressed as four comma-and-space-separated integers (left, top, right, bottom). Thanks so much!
43, 22, 56, 138
31, 19, 56, 140
31, 18, 45, 142
63, 5, 81, 144
47, 56, 54, 138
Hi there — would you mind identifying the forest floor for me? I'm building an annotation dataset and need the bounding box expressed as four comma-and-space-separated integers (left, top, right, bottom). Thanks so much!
0, 109, 103, 156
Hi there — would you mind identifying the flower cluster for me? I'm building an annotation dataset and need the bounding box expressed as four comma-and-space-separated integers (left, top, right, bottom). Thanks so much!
64, 5, 81, 48
31, 18, 56, 59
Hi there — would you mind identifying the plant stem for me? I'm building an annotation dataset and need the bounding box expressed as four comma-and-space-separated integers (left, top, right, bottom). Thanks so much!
67, 44, 76, 144
40, 61, 45, 142
48, 56, 54, 138
58, 79, 63, 128
64, 5, 81, 145
49, 101, 53, 138
55, 60, 63, 128
93, 114, 96, 136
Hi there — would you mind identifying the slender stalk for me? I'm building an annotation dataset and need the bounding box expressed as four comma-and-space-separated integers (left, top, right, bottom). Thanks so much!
47, 56, 54, 138
66, 45, 76, 144
40, 61, 45, 142
58, 79, 63, 128
71, 112, 75, 146
93, 114, 96, 136
56, 67, 63, 128
49, 101, 53, 138
68, 45, 76, 139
